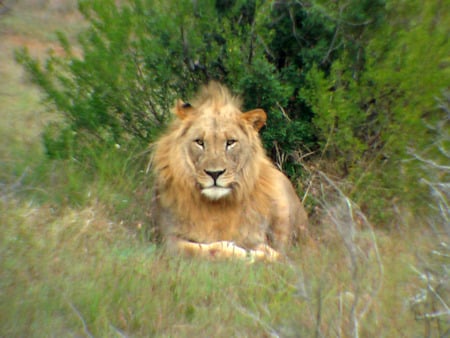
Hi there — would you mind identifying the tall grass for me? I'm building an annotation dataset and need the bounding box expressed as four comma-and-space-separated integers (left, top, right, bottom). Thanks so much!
0, 161, 432, 336
406, 92, 450, 336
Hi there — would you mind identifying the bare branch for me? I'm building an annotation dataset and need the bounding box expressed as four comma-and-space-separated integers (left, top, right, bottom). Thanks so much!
315, 170, 384, 337
67, 301, 94, 338
407, 148, 450, 171
234, 304, 280, 338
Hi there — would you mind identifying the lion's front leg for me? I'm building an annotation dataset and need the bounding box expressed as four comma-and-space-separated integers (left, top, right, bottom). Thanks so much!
166, 236, 280, 262
166, 236, 248, 259
250, 243, 281, 262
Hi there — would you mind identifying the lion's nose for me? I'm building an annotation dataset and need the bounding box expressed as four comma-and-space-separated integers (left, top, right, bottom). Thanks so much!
204, 169, 226, 182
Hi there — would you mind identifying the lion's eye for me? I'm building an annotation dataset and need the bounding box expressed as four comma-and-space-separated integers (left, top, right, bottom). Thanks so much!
194, 139, 204, 147
226, 139, 237, 148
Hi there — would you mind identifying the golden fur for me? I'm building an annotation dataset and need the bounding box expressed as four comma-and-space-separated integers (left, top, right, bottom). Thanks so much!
152, 82, 307, 260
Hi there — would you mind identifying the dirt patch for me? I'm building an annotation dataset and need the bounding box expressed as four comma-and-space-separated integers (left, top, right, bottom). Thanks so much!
0, 0, 85, 58
1, 0, 79, 13
0, 0, 84, 154
4, 34, 69, 57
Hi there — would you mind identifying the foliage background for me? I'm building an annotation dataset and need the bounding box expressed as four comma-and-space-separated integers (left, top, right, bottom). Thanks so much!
15, 0, 449, 223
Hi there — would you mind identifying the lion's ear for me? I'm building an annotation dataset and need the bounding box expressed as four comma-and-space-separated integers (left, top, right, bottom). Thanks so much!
175, 99, 194, 120
242, 109, 267, 131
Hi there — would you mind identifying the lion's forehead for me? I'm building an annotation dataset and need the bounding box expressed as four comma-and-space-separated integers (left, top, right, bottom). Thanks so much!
196, 103, 241, 117
187, 114, 247, 139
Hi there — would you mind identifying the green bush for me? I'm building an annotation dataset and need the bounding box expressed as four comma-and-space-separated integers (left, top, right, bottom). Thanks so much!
16, 0, 380, 167
16, 0, 448, 223
301, 0, 449, 220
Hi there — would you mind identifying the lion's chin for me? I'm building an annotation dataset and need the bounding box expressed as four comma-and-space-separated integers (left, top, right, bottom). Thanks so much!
201, 187, 232, 200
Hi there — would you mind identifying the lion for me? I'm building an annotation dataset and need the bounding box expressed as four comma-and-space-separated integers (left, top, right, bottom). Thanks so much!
152, 82, 308, 261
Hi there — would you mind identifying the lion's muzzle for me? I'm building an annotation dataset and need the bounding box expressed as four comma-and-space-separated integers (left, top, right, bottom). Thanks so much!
201, 186, 232, 200
204, 169, 226, 183
201, 169, 232, 200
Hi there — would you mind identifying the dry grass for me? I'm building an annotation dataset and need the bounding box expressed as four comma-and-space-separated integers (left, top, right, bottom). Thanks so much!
0, 189, 434, 337
0, 0, 85, 185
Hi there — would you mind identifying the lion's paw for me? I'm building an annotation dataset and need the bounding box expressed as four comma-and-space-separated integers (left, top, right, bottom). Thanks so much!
205, 241, 248, 259
249, 244, 281, 262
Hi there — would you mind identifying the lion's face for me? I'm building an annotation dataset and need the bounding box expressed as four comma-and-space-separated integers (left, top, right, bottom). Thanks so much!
176, 102, 267, 201
184, 114, 249, 200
